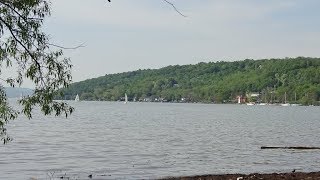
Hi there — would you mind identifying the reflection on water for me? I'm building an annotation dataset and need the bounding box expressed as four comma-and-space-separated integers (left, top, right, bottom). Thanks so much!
1, 101, 320, 179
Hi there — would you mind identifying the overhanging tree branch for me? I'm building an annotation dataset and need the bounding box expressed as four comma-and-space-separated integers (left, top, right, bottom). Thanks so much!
106, 0, 187, 17
0, 0, 74, 143
0, 16, 45, 85
48, 43, 85, 50
0, 1, 42, 22
163, 0, 187, 17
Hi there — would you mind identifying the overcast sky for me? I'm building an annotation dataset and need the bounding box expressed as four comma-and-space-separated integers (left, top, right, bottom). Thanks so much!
17, 0, 320, 87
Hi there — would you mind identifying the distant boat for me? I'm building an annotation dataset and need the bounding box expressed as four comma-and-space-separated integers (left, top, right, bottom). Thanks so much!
124, 93, 128, 104
75, 94, 80, 102
246, 102, 255, 106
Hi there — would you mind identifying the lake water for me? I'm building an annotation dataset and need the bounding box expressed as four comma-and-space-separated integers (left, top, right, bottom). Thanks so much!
1, 101, 320, 179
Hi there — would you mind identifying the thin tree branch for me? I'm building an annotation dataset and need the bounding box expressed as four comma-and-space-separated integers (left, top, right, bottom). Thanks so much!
0, 77, 10, 83
0, 16, 45, 86
163, 0, 187, 17
9, 29, 83, 50
47, 43, 85, 50
0, 17, 40, 66
0, 2, 39, 22
105, 0, 187, 17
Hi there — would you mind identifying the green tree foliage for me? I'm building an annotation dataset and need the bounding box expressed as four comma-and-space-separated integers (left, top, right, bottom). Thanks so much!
60, 57, 320, 106
0, 0, 73, 143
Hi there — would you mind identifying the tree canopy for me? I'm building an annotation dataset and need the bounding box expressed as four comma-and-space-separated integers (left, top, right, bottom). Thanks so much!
0, 0, 73, 143
60, 57, 320, 106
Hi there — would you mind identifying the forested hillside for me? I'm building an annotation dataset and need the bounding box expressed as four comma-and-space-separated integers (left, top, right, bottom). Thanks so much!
59, 57, 320, 105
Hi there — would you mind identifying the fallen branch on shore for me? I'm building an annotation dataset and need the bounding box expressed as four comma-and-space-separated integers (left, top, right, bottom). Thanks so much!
261, 146, 320, 150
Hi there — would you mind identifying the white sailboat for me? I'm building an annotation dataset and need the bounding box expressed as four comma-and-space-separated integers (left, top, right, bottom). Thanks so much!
75, 94, 80, 102
124, 93, 128, 104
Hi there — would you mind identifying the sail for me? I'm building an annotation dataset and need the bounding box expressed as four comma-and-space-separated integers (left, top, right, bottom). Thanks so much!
75, 94, 80, 102
124, 93, 128, 104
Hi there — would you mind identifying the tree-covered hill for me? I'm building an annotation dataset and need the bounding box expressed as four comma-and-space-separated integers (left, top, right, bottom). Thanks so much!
59, 57, 320, 105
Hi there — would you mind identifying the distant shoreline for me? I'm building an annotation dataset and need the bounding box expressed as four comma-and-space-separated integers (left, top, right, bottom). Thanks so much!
160, 171, 320, 180
67, 99, 320, 106
59, 58, 320, 106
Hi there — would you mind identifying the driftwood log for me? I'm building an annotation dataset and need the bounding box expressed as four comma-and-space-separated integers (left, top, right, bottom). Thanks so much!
261, 146, 320, 150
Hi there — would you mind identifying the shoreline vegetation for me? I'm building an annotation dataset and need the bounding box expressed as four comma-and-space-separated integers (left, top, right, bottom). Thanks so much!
161, 171, 320, 180
58, 57, 320, 106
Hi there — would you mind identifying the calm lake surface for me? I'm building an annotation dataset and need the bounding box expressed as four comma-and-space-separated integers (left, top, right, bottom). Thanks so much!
1, 101, 320, 179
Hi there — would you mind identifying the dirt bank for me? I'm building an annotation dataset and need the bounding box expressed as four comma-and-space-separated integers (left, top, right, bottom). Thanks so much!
160, 171, 320, 180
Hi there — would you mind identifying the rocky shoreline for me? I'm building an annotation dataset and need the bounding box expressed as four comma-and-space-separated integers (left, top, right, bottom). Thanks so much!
161, 171, 320, 180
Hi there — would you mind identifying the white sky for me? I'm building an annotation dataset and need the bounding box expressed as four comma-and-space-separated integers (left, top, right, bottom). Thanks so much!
4, 0, 320, 88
